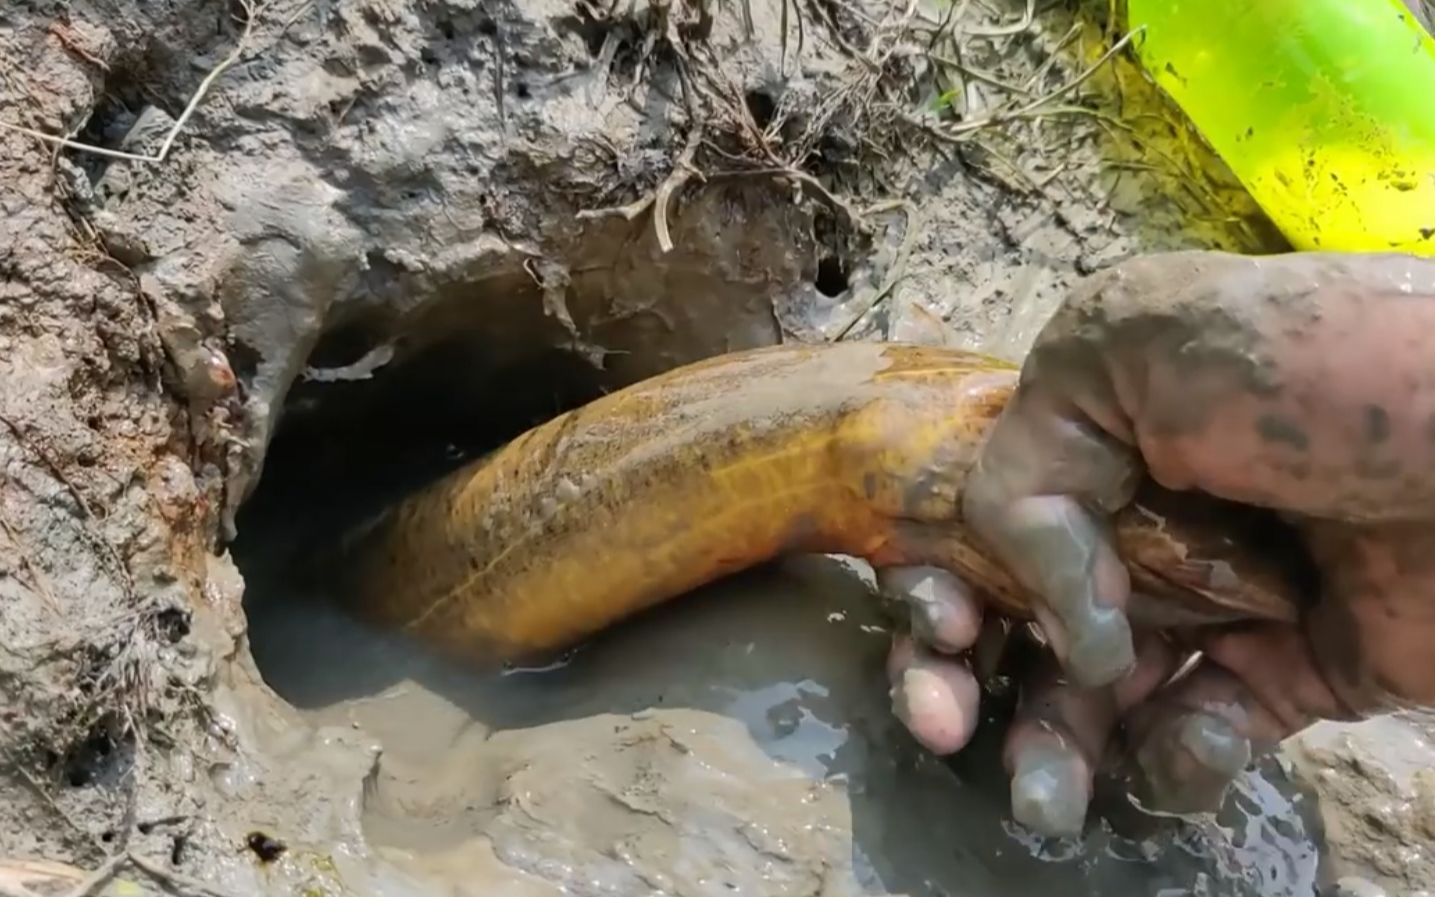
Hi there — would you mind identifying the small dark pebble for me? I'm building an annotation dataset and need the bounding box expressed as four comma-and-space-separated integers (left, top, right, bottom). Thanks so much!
246, 831, 287, 863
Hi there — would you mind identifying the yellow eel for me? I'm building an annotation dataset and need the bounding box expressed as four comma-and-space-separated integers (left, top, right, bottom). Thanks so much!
333, 342, 1307, 667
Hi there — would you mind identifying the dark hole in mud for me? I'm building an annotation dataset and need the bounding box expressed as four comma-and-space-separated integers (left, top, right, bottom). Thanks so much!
58, 715, 130, 788
305, 321, 389, 370
235, 337, 607, 568
225, 339, 263, 383
745, 88, 777, 129
224, 298, 1040, 893
77, 91, 144, 157
155, 606, 191, 643
815, 254, 850, 297
62, 2, 245, 182
70, 62, 155, 184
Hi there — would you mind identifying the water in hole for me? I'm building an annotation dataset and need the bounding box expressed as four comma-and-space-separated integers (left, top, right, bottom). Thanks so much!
243, 546, 1323, 896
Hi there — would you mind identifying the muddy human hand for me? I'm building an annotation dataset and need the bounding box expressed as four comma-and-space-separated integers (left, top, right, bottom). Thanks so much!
886, 249, 1435, 837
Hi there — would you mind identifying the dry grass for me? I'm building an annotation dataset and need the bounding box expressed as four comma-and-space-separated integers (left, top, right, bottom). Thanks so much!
571, 0, 1269, 257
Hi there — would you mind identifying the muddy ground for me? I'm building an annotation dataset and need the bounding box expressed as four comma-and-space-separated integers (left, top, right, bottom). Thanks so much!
1, 0, 1432, 895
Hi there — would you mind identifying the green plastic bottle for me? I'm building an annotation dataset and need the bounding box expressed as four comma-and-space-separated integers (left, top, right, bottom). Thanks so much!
1125, 0, 1435, 255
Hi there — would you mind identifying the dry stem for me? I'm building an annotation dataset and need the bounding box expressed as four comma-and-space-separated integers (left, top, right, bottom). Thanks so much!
127, 852, 239, 897
578, 57, 704, 253
0, 0, 261, 162
0, 412, 135, 600
61, 854, 126, 897
909, 25, 1143, 143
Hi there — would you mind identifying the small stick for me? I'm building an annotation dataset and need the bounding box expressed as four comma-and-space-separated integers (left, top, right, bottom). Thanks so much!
48, 23, 111, 72
925, 52, 1034, 97
915, 0, 1033, 37
913, 27, 1144, 142
0, 0, 259, 162
832, 204, 922, 341
965, 0, 1034, 37
0, 412, 135, 599
0, 505, 61, 612
924, 0, 968, 52
127, 852, 240, 897
577, 60, 704, 253
62, 854, 126, 897
705, 168, 864, 229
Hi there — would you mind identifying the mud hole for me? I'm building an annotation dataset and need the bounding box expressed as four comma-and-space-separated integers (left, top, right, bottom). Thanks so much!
0, 0, 1431, 895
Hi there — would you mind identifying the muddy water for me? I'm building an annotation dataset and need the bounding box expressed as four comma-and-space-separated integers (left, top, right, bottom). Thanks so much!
246, 555, 1324, 897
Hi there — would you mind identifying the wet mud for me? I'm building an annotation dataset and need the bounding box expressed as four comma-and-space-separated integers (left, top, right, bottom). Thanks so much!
243, 544, 1325, 897
2, 0, 1431, 893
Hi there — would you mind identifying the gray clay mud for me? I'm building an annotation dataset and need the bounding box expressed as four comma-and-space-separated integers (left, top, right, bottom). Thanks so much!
1, 0, 1432, 895
244, 552, 1324, 897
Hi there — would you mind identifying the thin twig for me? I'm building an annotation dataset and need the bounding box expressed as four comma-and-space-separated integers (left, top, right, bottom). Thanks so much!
924, 0, 968, 51
832, 203, 922, 340
926, 52, 1034, 96
1021, 22, 1083, 92
971, 137, 1042, 193
915, 0, 1033, 37
0, 505, 61, 612
127, 852, 240, 897
705, 168, 865, 228
0, 412, 135, 599
62, 854, 126, 897
912, 26, 1143, 142
47, 23, 111, 72
578, 59, 704, 253
0, 0, 259, 162
490, 20, 507, 130
964, 0, 1035, 37
651, 113, 702, 250
808, 0, 879, 69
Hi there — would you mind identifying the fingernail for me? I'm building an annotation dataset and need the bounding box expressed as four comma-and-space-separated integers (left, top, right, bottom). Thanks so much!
1178, 712, 1250, 778
1064, 606, 1134, 688
889, 666, 973, 755
1134, 711, 1247, 814
1010, 741, 1087, 838
909, 595, 959, 653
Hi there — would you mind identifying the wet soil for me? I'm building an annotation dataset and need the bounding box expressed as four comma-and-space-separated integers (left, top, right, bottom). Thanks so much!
1, 0, 1431, 894
246, 553, 1324, 897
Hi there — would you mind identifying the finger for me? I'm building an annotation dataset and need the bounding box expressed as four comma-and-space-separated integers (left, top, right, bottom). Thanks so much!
1003, 631, 1179, 837
1116, 622, 1337, 816
887, 633, 981, 755
876, 565, 982, 654
963, 386, 1142, 688
1202, 623, 1350, 730
1003, 683, 1105, 837
1121, 665, 1281, 816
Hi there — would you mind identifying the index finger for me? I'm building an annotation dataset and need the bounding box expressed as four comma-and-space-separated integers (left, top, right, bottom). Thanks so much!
962, 380, 1143, 686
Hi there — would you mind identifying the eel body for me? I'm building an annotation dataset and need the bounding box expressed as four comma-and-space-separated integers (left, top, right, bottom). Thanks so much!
336, 342, 1307, 667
